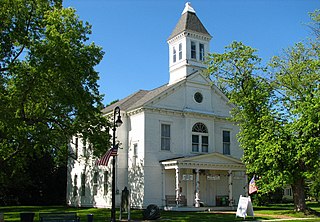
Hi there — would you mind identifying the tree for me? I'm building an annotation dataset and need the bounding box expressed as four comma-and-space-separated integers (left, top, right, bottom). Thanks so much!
206, 14, 319, 211
0, 0, 110, 203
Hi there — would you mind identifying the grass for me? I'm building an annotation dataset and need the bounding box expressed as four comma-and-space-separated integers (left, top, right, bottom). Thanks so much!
1, 202, 320, 221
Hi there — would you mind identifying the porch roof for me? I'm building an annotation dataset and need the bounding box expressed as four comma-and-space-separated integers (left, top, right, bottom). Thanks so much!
160, 152, 246, 171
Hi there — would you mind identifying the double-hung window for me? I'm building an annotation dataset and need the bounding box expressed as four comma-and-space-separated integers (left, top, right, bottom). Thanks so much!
81, 173, 86, 196
173, 47, 177, 63
179, 43, 182, 60
192, 135, 199, 152
73, 174, 78, 197
223, 130, 231, 155
133, 143, 138, 166
75, 137, 78, 159
104, 171, 108, 195
83, 140, 87, 157
161, 124, 170, 151
93, 172, 98, 195
191, 41, 196, 59
199, 43, 205, 61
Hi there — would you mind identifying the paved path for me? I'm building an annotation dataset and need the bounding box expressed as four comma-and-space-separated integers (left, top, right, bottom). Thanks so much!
247, 219, 319, 221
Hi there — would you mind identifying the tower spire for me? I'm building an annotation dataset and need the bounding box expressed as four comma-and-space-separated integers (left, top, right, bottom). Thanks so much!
182, 2, 196, 14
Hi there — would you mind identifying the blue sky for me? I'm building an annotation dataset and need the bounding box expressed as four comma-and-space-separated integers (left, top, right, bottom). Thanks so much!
63, 0, 319, 106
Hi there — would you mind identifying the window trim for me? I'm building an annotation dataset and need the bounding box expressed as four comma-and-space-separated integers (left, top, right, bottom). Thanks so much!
81, 173, 86, 196
178, 43, 182, 60
194, 92, 203, 103
132, 143, 138, 166
199, 43, 205, 61
222, 130, 231, 155
191, 41, 196, 59
73, 174, 78, 197
104, 171, 108, 195
161, 123, 171, 151
93, 172, 99, 196
192, 123, 209, 153
75, 137, 78, 159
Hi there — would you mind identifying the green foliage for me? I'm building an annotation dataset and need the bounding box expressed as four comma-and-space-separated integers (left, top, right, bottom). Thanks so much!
0, 0, 110, 204
206, 11, 320, 212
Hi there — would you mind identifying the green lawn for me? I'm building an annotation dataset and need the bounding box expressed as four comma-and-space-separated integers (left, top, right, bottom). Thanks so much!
1, 202, 320, 221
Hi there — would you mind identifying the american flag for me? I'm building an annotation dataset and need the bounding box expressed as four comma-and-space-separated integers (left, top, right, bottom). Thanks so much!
249, 176, 258, 195
96, 145, 118, 166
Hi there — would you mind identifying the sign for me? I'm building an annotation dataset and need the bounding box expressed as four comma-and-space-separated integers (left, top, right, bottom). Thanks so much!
207, 175, 220, 180
235, 195, 254, 219
182, 174, 193, 181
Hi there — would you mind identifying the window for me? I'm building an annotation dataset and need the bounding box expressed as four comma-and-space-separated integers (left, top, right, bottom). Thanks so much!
73, 174, 78, 197
161, 124, 170, 151
179, 43, 182, 60
75, 137, 78, 158
192, 135, 199, 152
284, 187, 292, 196
223, 130, 230, 155
191, 41, 196, 59
81, 173, 86, 196
173, 46, 176, 63
89, 143, 93, 152
93, 172, 98, 195
199, 43, 205, 61
133, 143, 138, 166
192, 123, 208, 153
192, 122, 208, 133
202, 136, 208, 152
83, 140, 87, 156
194, 92, 203, 103
104, 171, 108, 195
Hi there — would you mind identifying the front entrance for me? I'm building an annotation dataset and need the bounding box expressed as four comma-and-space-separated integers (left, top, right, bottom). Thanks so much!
161, 153, 247, 208
185, 170, 230, 206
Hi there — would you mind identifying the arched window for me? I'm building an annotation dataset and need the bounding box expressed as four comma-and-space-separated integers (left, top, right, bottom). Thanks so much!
192, 123, 208, 153
192, 122, 208, 133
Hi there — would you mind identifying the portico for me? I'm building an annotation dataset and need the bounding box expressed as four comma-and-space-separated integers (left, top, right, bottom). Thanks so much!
161, 152, 247, 208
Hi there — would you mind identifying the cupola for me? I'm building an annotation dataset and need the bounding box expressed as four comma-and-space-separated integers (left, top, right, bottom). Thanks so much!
167, 2, 212, 85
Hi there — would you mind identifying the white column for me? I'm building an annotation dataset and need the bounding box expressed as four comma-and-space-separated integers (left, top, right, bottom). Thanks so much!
175, 167, 180, 206
162, 168, 166, 207
195, 169, 200, 207
228, 170, 233, 206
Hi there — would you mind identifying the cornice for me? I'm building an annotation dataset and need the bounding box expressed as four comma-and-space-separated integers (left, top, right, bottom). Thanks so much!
167, 31, 211, 44
161, 161, 246, 171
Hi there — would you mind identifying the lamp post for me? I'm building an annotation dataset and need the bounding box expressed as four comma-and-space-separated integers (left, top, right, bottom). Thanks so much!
111, 106, 122, 222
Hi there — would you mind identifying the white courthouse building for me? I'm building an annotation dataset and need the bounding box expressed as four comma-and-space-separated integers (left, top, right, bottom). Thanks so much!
66, 3, 248, 209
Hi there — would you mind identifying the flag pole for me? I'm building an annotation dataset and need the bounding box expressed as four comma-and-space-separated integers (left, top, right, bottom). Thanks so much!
110, 106, 122, 222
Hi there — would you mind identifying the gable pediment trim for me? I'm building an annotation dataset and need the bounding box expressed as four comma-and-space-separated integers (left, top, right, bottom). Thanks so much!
160, 152, 245, 171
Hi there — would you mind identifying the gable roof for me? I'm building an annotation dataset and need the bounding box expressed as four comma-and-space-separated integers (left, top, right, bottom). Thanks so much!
168, 8, 211, 40
102, 71, 232, 115
102, 83, 172, 114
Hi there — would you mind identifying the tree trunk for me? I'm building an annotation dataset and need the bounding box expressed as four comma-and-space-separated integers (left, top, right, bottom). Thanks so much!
292, 177, 307, 212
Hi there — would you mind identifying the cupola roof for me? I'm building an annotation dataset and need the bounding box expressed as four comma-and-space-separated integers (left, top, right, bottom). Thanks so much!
168, 2, 211, 40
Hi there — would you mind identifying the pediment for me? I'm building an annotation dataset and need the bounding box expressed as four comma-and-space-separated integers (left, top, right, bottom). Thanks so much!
181, 152, 242, 164
161, 152, 245, 171
187, 71, 212, 85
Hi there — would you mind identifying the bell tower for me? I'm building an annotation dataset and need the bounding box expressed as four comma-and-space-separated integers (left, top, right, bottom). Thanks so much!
167, 2, 212, 85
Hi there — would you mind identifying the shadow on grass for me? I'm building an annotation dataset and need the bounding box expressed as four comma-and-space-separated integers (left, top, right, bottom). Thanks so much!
1, 202, 320, 222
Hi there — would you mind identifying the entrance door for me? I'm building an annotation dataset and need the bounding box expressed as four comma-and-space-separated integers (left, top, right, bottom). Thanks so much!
199, 173, 216, 206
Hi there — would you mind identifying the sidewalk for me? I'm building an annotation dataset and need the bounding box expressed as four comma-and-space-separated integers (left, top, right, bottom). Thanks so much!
247, 218, 320, 221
